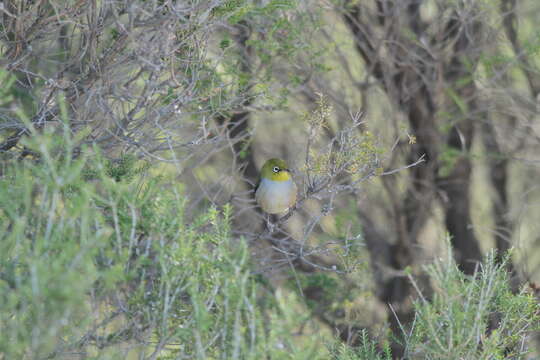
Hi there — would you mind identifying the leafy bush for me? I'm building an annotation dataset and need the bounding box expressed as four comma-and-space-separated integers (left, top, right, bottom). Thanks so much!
0, 130, 322, 359
1, 129, 538, 359
327, 247, 540, 360
403, 249, 539, 359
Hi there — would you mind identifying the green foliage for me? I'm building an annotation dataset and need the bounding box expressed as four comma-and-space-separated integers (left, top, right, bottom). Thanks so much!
403, 248, 540, 359
446, 87, 469, 115
0, 142, 110, 357
438, 145, 463, 177
304, 94, 383, 177
214, 0, 295, 24
328, 330, 392, 360
0, 131, 538, 359
294, 273, 340, 310
304, 92, 333, 136
327, 246, 540, 360
3, 1, 540, 357
0, 68, 36, 129
214, 0, 323, 111
0, 70, 16, 108
0, 129, 323, 359
104, 154, 149, 182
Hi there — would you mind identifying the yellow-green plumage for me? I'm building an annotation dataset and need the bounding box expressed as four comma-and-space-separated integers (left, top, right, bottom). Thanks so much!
256, 158, 297, 214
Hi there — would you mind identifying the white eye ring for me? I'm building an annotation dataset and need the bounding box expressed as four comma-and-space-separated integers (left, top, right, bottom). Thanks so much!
272, 166, 280, 173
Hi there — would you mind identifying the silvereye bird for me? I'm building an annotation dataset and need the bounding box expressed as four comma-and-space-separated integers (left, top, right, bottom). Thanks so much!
255, 158, 297, 214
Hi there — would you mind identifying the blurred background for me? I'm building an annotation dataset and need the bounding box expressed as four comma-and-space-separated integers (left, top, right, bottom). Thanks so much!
1, 0, 539, 358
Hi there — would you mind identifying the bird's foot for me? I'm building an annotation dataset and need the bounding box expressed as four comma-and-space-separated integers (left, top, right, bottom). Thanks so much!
266, 216, 275, 233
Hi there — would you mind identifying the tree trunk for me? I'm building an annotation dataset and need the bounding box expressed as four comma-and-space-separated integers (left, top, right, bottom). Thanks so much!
341, 1, 485, 355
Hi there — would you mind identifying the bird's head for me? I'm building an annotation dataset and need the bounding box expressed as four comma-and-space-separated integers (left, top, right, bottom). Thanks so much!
260, 158, 292, 182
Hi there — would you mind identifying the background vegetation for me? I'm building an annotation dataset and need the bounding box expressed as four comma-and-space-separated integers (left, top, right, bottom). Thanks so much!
1, 0, 539, 359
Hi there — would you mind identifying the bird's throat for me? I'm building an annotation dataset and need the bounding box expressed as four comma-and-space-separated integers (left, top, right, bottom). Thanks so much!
267, 171, 291, 182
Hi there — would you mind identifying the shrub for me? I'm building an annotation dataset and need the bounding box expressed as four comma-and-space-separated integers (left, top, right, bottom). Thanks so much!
0, 130, 322, 359
327, 245, 540, 360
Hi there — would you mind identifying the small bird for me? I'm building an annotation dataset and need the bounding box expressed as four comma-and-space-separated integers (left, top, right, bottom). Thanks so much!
255, 158, 297, 214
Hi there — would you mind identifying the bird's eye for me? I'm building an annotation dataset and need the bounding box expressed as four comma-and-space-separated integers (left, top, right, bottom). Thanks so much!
272, 166, 280, 173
